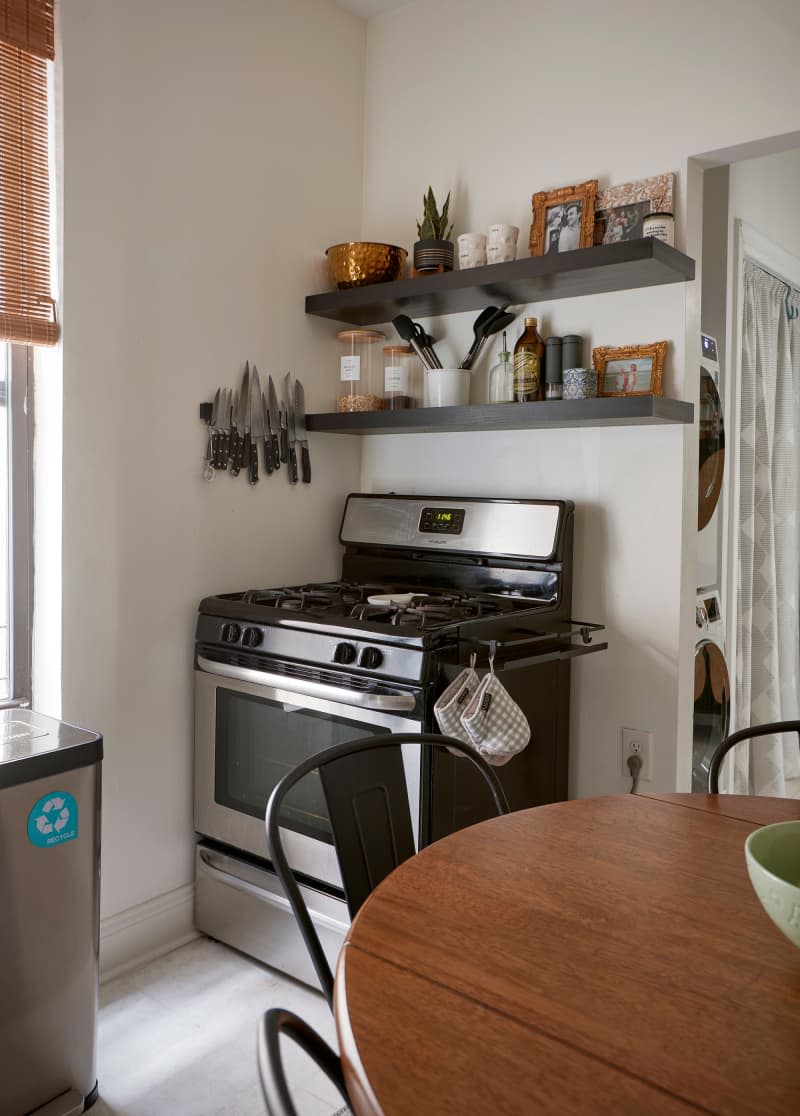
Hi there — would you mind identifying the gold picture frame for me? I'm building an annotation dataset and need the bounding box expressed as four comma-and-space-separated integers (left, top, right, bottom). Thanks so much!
593, 342, 668, 397
595, 173, 675, 245
529, 179, 598, 257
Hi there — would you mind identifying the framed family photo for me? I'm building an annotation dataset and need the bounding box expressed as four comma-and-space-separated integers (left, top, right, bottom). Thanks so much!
593, 342, 668, 397
594, 173, 675, 246
529, 179, 598, 256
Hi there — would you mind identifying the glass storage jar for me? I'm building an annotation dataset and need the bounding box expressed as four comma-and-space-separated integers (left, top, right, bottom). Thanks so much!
336, 329, 385, 412
383, 345, 423, 409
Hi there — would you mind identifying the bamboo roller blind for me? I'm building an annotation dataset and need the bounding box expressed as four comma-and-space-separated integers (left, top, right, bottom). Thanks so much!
0, 0, 57, 345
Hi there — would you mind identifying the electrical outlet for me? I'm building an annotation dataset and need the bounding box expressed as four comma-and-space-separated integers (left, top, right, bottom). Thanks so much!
621, 727, 653, 781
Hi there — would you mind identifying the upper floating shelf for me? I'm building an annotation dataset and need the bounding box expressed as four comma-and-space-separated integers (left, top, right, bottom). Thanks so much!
305, 239, 696, 326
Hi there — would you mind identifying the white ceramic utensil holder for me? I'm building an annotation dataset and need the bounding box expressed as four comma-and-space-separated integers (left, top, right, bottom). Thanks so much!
426, 368, 471, 407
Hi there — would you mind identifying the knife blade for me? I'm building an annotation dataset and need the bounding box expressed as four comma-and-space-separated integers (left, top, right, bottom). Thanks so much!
267, 376, 282, 470
231, 362, 250, 476
248, 367, 264, 484
294, 378, 311, 484
284, 372, 298, 484
261, 389, 274, 475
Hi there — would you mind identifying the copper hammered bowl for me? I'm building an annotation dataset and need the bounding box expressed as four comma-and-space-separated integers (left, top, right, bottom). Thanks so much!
326, 242, 407, 289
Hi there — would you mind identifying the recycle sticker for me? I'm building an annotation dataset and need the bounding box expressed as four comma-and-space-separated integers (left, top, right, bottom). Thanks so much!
27, 790, 79, 848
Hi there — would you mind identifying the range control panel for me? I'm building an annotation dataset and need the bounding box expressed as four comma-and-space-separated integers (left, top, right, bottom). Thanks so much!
418, 507, 466, 535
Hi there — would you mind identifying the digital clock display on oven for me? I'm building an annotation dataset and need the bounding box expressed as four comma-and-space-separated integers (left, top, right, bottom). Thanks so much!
419, 507, 466, 534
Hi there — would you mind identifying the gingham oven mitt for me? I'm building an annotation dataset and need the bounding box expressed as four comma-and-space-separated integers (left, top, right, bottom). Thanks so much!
433, 654, 480, 747
460, 668, 531, 767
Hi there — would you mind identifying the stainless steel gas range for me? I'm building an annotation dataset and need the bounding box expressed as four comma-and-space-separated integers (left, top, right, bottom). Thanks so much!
193, 494, 605, 987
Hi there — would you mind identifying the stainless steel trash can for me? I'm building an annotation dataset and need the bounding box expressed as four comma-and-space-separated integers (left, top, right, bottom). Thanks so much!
0, 709, 102, 1116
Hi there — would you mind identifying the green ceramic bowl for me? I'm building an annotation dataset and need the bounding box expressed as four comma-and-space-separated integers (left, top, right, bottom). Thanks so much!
744, 820, 800, 948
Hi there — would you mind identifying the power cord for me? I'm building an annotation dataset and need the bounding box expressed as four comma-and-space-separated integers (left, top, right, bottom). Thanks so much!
627, 752, 643, 794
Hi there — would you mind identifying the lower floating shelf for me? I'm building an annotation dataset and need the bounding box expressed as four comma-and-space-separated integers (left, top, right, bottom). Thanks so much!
306, 396, 694, 435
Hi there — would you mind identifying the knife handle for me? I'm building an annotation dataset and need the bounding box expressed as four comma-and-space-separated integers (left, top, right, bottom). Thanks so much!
236, 430, 248, 472
300, 446, 311, 484
270, 433, 281, 470
248, 436, 259, 484
230, 430, 241, 474
262, 436, 273, 476
280, 426, 288, 464
287, 445, 298, 484
221, 430, 231, 469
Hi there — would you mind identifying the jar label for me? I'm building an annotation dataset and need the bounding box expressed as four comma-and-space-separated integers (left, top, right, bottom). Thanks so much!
384, 365, 408, 393
513, 353, 541, 395
340, 355, 361, 381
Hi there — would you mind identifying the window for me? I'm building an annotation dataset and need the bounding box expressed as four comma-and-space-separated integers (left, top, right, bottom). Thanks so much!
0, 342, 31, 703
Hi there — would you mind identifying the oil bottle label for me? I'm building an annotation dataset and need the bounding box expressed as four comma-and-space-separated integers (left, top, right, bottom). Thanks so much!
514, 353, 541, 395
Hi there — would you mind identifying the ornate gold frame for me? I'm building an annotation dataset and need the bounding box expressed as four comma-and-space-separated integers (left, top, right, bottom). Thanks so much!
592, 342, 668, 397
529, 179, 598, 256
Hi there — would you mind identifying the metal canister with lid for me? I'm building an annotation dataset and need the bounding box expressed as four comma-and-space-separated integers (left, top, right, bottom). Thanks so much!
545, 337, 563, 400
562, 334, 583, 373
337, 329, 385, 412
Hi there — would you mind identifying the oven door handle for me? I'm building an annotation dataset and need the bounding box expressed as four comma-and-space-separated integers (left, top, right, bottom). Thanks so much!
196, 655, 417, 712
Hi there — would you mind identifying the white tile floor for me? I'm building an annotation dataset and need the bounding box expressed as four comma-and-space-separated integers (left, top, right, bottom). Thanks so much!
92, 937, 344, 1116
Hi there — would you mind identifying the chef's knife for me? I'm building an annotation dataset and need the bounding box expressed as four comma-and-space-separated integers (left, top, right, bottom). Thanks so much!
248, 367, 264, 484
266, 376, 282, 470
294, 378, 311, 484
215, 388, 230, 471
284, 372, 298, 484
261, 390, 274, 475
220, 388, 232, 469
231, 362, 250, 476
279, 407, 288, 463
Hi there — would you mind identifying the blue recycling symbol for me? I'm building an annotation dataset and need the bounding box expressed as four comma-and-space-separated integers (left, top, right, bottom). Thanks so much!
27, 790, 79, 847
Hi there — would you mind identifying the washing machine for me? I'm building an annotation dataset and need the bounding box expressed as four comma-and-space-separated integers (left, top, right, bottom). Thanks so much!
692, 590, 731, 791
697, 332, 725, 591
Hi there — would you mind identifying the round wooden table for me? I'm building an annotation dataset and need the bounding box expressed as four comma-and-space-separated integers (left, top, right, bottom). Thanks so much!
334, 793, 800, 1116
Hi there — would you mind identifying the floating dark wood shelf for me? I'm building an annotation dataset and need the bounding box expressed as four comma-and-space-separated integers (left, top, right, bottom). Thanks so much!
305, 239, 695, 325
306, 396, 694, 435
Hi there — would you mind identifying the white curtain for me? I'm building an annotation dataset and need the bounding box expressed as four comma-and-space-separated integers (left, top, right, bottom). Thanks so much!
734, 259, 800, 794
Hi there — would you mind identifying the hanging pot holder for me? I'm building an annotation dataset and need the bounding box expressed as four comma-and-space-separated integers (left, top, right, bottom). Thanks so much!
434, 653, 480, 748
460, 654, 531, 766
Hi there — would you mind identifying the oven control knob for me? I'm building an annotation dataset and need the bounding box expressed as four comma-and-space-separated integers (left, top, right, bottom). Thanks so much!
222, 623, 241, 643
333, 642, 357, 665
242, 626, 263, 648
359, 647, 383, 670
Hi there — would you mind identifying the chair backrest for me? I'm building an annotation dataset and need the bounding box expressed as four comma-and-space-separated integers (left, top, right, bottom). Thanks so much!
707, 719, 800, 792
257, 1007, 349, 1116
265, 732, 510, 1004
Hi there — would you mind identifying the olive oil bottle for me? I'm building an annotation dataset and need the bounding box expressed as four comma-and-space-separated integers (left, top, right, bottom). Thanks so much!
513, 317, 545, 402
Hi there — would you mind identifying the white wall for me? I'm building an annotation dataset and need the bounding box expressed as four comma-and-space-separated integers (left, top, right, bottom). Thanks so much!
359, 0, 800, 797
57, 0, 365, 928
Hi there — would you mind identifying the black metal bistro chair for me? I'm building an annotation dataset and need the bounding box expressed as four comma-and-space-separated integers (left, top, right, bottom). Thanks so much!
707, 719, 800, 793
265, 732, 510, 1005
257, 1008, 350, 1116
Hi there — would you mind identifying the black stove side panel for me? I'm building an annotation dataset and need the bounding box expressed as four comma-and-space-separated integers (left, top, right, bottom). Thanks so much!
426, 657, 571, 842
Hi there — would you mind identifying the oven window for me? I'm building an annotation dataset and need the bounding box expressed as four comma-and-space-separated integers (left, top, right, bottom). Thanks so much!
214, 689, 390, 843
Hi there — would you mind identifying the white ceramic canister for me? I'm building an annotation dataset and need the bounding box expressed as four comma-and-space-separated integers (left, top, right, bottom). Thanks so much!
425, 368, 471, 407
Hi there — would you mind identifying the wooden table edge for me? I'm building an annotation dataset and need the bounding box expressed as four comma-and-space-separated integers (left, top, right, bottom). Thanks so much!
335, 943, 386, 1116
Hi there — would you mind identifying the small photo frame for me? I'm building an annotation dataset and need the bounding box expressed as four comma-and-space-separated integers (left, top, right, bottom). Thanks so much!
593, 342, 668, 397
529, 179, 598, 257
595, 173, 675, 246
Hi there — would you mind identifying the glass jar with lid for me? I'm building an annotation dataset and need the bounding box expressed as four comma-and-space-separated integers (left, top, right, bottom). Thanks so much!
382, 344, 423, 409
336, 329, 385, 412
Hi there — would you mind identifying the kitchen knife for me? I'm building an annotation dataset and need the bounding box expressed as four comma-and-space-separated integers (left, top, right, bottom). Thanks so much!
294, 378, 311, 484
259, 389, 274, 475
284, 372, 298, 484
209, 388, 221, 469
220, 388, 232, 469
279, 407, 288, 463
215, 388, 230, 471
248, 367, 264, 484
266, 376, 282, 470
231, 362, 250, 476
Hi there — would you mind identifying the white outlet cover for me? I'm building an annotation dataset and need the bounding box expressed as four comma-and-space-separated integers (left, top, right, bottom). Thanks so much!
621, 727, 653, 781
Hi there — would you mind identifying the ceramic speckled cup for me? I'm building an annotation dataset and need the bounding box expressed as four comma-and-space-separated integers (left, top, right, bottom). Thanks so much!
744, 820, 800, 948
562, 367, 597, 400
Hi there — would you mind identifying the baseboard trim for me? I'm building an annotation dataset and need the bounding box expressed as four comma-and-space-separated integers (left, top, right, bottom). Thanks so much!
99, 882, 199, 983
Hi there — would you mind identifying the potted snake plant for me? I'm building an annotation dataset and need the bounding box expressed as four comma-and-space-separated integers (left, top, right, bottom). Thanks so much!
413, 186, 454, 273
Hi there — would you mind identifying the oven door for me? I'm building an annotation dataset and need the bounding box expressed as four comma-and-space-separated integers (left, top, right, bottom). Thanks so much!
194, 657, 424, 890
